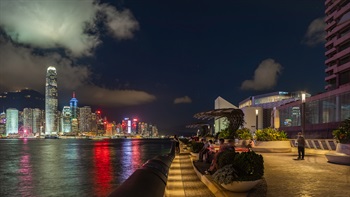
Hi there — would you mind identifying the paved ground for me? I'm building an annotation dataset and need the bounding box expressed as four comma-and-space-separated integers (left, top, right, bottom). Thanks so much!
164, 153, 215, 197
262, 149, 350, 197
166, 144, 350, 197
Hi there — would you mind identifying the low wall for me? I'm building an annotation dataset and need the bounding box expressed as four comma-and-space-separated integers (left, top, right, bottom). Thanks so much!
108, 141, 176, 197
290, 139, 338, 151
252, 141, 292, 153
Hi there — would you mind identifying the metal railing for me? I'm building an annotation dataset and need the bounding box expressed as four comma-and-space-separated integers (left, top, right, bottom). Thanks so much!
108, 141, 176, 197
290, 139, 338, 151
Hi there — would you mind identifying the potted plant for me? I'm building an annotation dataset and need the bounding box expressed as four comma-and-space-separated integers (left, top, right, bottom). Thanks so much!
332, 117, 350, 145
326, 117, 350, 164
212, 151, 264, 192
252, 127, 291, 153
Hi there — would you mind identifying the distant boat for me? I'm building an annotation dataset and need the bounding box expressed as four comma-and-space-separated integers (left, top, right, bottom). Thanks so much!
44, 134, 59, 139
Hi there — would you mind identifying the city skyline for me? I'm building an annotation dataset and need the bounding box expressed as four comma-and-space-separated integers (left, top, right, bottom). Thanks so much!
0, 90, 160, 137
0, 0, 327, 135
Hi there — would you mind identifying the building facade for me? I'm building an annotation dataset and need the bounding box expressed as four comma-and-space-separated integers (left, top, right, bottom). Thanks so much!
278, 86, 350, 138
325, 0, 350, 90
0, 112, 5, 135
32, 108, 43, 136
61, 106, 71, 133
277, 1, 350, 138
214, 96, 237, 134
23, 108, 33, 135
45, 66, 58, 135
79, 106, 92, 133
6, 108, 18, 135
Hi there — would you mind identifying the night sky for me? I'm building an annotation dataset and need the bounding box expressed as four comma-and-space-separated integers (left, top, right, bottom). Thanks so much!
0, 0, 326, 135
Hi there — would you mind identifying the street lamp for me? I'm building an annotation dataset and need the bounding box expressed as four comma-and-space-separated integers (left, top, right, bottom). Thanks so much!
301, 93, 306, 135
255, 109, 259, 132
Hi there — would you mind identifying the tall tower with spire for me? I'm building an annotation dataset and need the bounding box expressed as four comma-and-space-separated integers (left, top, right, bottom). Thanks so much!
70, 92, 78, 119
45, 66, 58, 135
70, 92, 79, 134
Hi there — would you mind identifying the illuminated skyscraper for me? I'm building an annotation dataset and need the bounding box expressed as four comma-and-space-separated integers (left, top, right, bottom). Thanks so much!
45, 66, 58, 135
32, 108, 42, 135
79, 106, 91, 133
0, 111, 5, 135
61, 106, 71, 133
6, 108, 18, 135
70, 92, 78, 119
132, 118, 138, 133
91, 113, 97, 133
23, 108, 33, 135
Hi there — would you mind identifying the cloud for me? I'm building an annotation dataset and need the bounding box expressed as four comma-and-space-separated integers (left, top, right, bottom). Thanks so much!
302, 17, 326, 46
240, 58, 282, 91
0, 1, 152, 107
0, 0, 138, 57
100, 4, 139, 39
0, 36, 89, 91
0, 37, 156, 107
78, 86, 156, 107
174, 96, 192, 104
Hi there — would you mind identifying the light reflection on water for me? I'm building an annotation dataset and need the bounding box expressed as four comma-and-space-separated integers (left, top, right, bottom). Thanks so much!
18, 138, 34, 196
0, 138, 171, 197
93, 141, 112, 196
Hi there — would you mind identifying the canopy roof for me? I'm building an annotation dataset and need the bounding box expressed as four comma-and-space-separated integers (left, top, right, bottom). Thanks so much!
193, 108, 245, 138
194, 108, 244, 120
186, 121, 210, 129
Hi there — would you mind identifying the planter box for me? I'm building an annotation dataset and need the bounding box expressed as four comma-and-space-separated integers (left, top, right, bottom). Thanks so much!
326, 143, 350, 165
335, 143, 350, 155
252, 141, 291, 153
221, 179, 261, 192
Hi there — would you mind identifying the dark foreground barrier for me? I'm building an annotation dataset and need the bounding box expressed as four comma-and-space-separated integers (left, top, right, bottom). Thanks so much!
108, 141, 176, 197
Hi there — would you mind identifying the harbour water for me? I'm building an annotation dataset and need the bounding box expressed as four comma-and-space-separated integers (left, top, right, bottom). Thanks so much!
0, 138, 172, 197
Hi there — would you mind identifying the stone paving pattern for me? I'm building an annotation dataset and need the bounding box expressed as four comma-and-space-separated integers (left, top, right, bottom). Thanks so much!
262, 149, 350, 197
165, 153, 215, 197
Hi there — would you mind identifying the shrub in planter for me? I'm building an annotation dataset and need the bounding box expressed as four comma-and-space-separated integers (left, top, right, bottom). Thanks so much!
218, 127, 231, 139
190, 141, 204, 153
217, 150, 236, 169
332, 117, 350, 144
213, 151, 264, 184
255, 127, 288, 141
236, 128, 253, 140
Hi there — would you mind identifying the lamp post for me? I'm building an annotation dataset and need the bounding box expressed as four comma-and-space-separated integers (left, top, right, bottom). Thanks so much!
255, 109, 259, 132
301, 93, 306, 135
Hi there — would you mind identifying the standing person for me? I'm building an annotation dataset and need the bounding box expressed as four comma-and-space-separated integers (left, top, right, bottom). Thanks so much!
296, 132, 306, 160
173, 135, 180, 154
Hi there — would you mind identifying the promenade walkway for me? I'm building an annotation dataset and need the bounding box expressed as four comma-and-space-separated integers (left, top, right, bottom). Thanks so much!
165, 145, 350, 197
164, 147, 215, 197
262, 149, 350, 197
